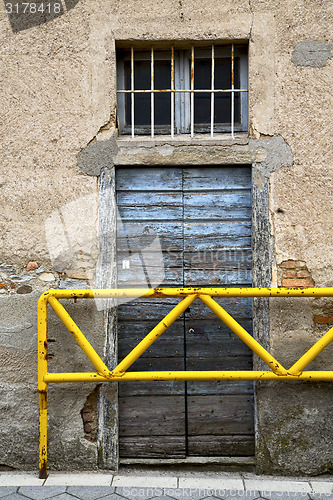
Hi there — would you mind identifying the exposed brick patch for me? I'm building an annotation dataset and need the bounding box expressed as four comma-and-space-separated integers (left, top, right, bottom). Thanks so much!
297, 270, 311, 278
282, 278, 314, 287
280, 260, 296, 269
313, 316, 333, 325
80, 386, 99, 442
26, 261, 39, 271
278, 260, 315, 287
283, 270, 296, 279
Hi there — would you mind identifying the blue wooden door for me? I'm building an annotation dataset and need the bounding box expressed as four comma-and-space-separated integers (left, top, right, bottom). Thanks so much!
116, 166, 254, 458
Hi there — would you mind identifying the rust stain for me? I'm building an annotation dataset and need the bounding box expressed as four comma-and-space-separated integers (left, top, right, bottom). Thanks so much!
39, 462, 47, 479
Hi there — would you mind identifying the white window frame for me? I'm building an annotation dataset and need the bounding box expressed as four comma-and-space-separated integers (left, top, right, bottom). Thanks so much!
116, 43, 248, 138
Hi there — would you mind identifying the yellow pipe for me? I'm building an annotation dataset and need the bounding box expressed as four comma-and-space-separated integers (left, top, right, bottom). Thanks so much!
199, 294, 287, 375
37, 294, 48, 392
45, 287, 333, 299
38, 392, 48, 479
47, 296, 111, 378
37, 294, 48, 479
288, 325, 333, 375
44, 370, 333, 382
112, 294, 197, 375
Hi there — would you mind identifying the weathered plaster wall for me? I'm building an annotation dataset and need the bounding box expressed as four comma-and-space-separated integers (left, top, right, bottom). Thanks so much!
0, 0, 332, 474
261, 0, 333, 476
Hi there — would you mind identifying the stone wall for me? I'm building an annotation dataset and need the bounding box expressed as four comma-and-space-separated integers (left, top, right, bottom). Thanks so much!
0, 0, 332, 475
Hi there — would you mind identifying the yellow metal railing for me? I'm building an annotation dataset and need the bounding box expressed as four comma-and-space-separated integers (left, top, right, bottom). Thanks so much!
38, 287, 333, 478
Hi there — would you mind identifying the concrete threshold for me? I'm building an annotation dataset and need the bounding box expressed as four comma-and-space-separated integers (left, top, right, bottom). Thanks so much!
120, 456, 256, 466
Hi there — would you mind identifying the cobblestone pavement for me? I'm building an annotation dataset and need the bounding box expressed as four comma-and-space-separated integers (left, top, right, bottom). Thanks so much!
0, 473, 332, 500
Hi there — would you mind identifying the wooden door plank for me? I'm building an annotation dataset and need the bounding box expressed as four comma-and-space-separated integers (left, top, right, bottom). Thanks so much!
183, 166, 251, 191
118, 321, 185, 359
187, 435, 255, 456
118, 266, 183, 287
119, 395, 186, 436
187, 394, 254, 435
117, 192, 183, 220
184, 221, 251, 251
186, 356, 253, 372
184, 248, 252, 269
118, 250, 183, 268
116, 166, 183, 191
117, 221, 183, 251
186, 297, 252, 319
119, 380, 185, 397
185, 319, 253, 358
184, 268, 251, 286
187, 380, 254, 396
120, 436, 186, 458
184, 191, 251, 220
117, 299, 184, 320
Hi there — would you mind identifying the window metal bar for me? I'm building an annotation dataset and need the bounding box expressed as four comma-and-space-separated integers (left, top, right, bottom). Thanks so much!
211, 44, 215, 138
151, 47, 154, 138
190, 45, 194, 138
131, 46, 134, 138
171, 46, 175, 138
231, 43, 235, 139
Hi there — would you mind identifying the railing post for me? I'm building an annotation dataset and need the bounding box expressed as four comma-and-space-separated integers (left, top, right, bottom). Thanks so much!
37, 293, 49, 479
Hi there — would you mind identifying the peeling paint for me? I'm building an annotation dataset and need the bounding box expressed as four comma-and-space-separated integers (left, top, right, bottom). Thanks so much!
292, 40, 333, 68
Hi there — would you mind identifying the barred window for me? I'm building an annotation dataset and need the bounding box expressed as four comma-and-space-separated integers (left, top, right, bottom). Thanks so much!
116, 43, 248, 138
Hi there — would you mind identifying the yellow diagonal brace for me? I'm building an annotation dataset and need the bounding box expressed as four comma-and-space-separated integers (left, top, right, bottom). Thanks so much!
112, 294, 197, 375
48, 296, 111, 378
199, 294, 287, 375
288, 325, 333, 375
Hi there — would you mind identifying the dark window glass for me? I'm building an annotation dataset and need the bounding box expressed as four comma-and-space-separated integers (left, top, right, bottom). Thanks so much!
155, 60, 171, 126
193, 58, 210, 126
125, 58, 171, 128
125, 59, 150, 126
193, 57, 240, 128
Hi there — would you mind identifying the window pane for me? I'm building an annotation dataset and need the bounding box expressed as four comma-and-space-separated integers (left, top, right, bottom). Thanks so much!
215, 57, 231, 90
215, 93, 231, 124
155, 59, 171, 127
194, 58, 211, 90
155, 94, 171, 126
124, 55, 171, 129
155, 58, 171, 90
194, 92, 210, 126
124, 58, 151, 90
124, 58, 151, 126
214, 57, 240, 127
234, 92, 241, 124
